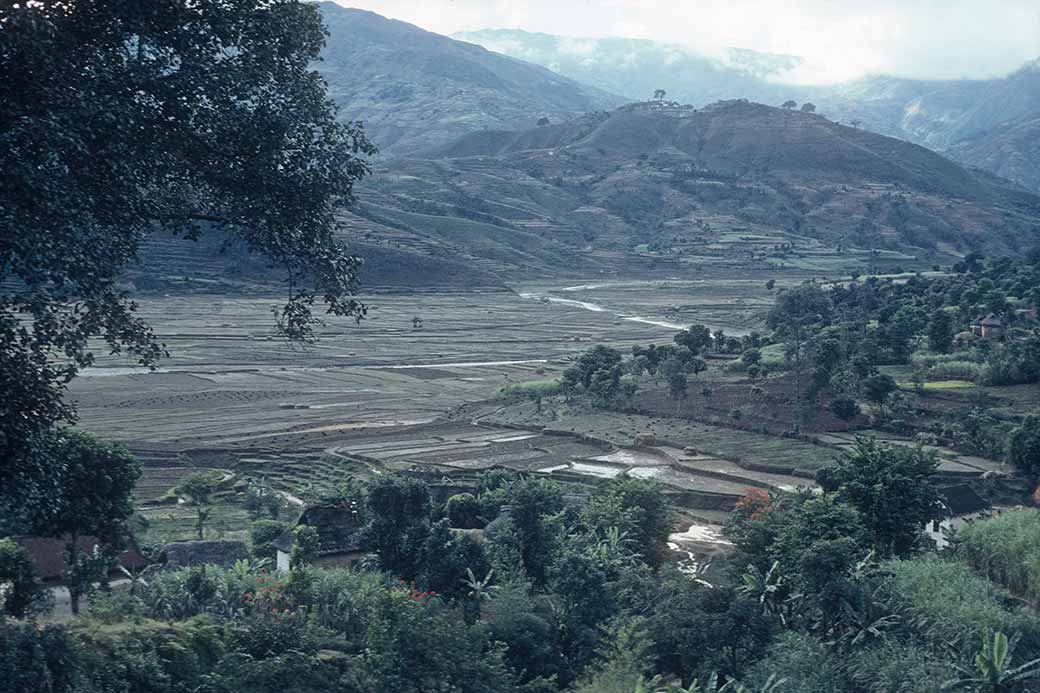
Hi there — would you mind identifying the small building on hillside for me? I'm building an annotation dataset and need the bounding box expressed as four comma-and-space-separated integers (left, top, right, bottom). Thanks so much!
971, 314, 1005, 339
273, 503, 364, 572
14, 534, 150, 585
924, 484, 990, 550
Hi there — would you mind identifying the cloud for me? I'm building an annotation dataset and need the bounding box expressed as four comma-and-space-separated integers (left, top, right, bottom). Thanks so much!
330, 0, 1040, 83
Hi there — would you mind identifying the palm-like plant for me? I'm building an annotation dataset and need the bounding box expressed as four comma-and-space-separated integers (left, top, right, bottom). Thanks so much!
943, 631, 1040, 692
461, 567, 497, 602
738, 561, 788, 625
636, 672, 786, 693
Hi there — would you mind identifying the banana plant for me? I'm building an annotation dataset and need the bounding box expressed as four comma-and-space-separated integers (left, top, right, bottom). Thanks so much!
738, 561, 788, 625
943, 631, 1040, 692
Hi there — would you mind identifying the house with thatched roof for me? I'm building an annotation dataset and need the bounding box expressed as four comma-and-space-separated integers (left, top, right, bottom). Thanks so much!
971, 314, 1005, 339
924, 484, 990, 549
14, 534, 150, 585
272, 503, 364, 572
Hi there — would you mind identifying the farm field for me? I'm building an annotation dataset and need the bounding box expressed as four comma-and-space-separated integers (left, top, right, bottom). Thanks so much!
67, 283, 785, 530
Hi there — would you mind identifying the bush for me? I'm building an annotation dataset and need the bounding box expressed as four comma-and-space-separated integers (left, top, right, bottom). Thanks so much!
0, 538, 45, 618
250, 520, 290, 561
446, 494, 483, 529
745, 632, 844, 692
828, 397, 860, 421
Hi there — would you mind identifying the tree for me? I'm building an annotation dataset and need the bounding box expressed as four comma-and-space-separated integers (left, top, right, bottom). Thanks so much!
1, 0, 374, 513
35, 430, 140, 614
582, 478, 674, 569
362, 475, 432, 580
537, 116, 550, 126
675, 324, 713, 354
0, 539, 43, 618
800, 103, 816, 113
1007, 414, 1040, 478
765, 279, 776, 292
863, 374, 898, 407
446, 493, 483, 529
781, 100, 797, 109
929, 311, 954, 353
653, 89, 667, 101
829, 397, 860, 422
816, 438, 943, 556
176, 473, 216, 540
661, 356, 689, 413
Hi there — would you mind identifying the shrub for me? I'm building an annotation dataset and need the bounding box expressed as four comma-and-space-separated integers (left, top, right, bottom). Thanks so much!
446, 494, 483, 529
250, 520, 290, 561
828, 397, 860, 421
0, 538, 44, 618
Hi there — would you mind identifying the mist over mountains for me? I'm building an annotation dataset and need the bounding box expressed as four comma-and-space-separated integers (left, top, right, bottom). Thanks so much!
452, 28, 1040, 192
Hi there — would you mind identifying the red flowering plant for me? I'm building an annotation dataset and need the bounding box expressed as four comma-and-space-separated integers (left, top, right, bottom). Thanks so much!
242, 573, 295, 616
390, 579, 438, 604
725, 487, 782, 559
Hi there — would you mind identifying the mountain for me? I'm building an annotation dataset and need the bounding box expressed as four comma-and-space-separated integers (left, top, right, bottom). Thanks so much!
352, 101, 1040, 276
314, 4, 625, 156
451, 29, 1040, 191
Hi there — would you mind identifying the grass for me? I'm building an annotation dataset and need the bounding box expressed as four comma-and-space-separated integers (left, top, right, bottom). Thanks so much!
957, 508, 1040, 604
898, 380, 976, 391
759, 343, 786, 368
499, 378, 562, 398
134, 501, 252, 548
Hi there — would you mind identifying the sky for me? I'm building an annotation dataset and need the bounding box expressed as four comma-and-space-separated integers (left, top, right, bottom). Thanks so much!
330, 0, 1040, 84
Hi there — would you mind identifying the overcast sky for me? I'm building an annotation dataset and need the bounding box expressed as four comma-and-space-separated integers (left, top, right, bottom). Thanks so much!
331, 0, 1040, 83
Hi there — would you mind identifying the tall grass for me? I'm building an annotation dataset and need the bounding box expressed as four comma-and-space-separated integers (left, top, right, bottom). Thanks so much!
881, 557, 1040, 656
957, 508, 1040, 605
499, 379, 561, 399
927, 361, 982, 381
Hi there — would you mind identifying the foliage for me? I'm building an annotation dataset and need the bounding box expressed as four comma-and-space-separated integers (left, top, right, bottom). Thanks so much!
175, 472, 216, 540
361, 475, 432, 580
582, 479, 674, 569
1, 0, 374, 513
0, 538, 44, 618
828, 397, 860, 421
1007, 414, 1040, 478
447, 493, 484, 529
250, 520, 290, 561
880, 557, 1040, 656
944, 631, 1040, 692
817, 438, 943, 556
957, 509, 1040, 604
289, 525, 319, 571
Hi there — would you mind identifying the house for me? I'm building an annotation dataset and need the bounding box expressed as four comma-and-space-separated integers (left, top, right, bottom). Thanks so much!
272, 503, 364, 572
971, 314, 1005, 339
14, 534, 150, 585
924, 484, 990, 549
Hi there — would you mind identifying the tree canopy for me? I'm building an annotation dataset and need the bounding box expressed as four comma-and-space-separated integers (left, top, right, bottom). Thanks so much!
1, 0, 374, 509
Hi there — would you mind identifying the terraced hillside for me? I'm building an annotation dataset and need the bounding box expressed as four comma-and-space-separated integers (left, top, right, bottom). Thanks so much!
362, 100, 1040, 271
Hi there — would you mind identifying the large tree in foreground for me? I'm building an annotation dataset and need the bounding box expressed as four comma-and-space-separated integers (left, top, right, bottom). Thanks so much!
1, 1, 374, 509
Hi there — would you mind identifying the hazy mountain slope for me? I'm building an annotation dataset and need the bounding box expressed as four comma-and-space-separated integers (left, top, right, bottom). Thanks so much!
367, 101, 1040, 266
452, 29, 801, 108
947, 114, 1040, 193
452, 29, 1040, 191
315, 4, 625, 156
